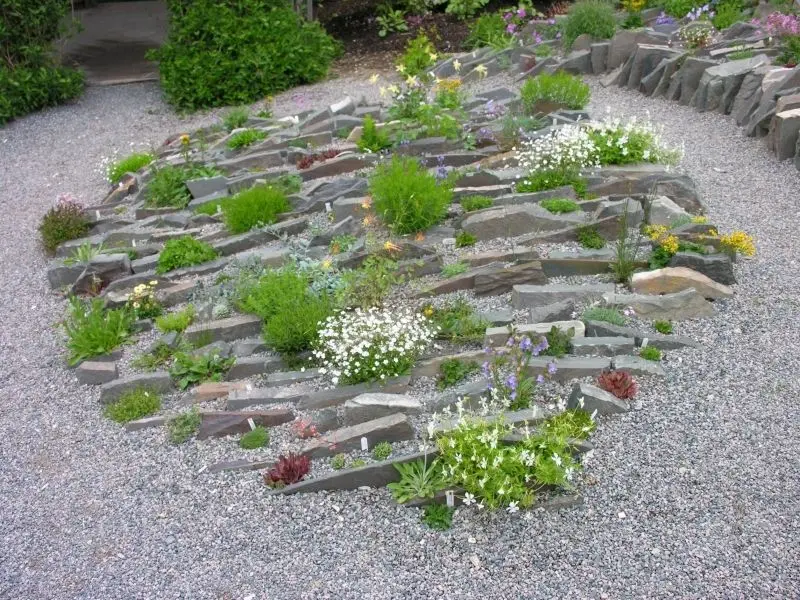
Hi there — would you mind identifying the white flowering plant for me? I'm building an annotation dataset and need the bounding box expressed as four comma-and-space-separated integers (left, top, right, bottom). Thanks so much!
434, 407, 595, 510
126, 281, 162, 320
515, 124, 599, 194
313, 307, 437, 386
586, 114, 682, 166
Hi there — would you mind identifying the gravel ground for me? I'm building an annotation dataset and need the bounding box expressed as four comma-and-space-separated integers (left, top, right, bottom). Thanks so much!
1, 77, 799, 599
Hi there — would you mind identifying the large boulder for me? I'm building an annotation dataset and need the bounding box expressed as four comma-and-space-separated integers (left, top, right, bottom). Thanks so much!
631, 267, 733, 299
603, 288, 715, 320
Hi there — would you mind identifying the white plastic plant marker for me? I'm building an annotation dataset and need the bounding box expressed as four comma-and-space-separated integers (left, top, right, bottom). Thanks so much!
325, 202, 332, 213
641, 338, 649, 348
132, 239, 137, 247
446, 490, 455, 508
95, 210, 101, 220
360, 436, 369, 451
247, 418, 257, 431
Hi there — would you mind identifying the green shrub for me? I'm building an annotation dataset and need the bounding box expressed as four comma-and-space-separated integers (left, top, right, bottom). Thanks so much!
149, 0, 340, 110
38, 196, 90, 255
155, 305, 196, 333
169, 351, 235, 390
107, 152, 154, 185
0, 64, 83, 125
520, 72, 591, 113
331, 453, 347, 469
582, 307, 625, 326
542, 325, 574, 358
167, 408, 201, 444
199, 185, 290, 233
240, 426, 270, 449
712, 0, 744, 29
446, 0, 490, 19
540, 198, 580, 214
777, 35, 800, 68
427, 300, 488, 343
422, 504, 454, 530
664, 0, 701, 17
577, 225, 606, 249
156, 236, 218, 274
335, 256, 402, 309
437, 358, 479, 390
63, 297, 133, 366
563, 1, 618, 49
517, 170, 587, 197
466, 12, 512, 49
103, 388, 161, 424
653, 320, 673, 334
145, 164, 221, 208
357, 115, 392, 153
639, 346, 662, 361
222, 107, 249, 131
372, 441, 392, 461
441, 262, 469, 278
370, 156, 453, 234
460, 195, 494, 212
396, 33, 437, 77
455, 231, 477, 248
227, 128, 267, 150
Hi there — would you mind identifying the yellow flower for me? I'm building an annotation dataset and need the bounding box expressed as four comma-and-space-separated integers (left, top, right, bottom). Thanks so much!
179, 134, 190, 145
361, 198, 372, 210
691, 216, 707, 224
429, 52, 438, 62
321, 259, 333, 270
383, 241, 401, 253
719, 230, 755, 256
406, 75, 419, 87
369, 73, 380, 84
149, 280, 158, 286
423, 306, 434, 317
396, 64, 406, 74
363, 215, 374, 226
661, 235, 679, 255
707, 228, 718, 237
475, 64, 488, 78
644, 224, 668, 242
379, 86, 388, 98
453, 59, 461, 72
387, 85, 399, 95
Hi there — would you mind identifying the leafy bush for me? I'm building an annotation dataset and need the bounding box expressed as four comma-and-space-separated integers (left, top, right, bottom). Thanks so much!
39, 195, 90, 254
426, 300, 488, 343
441, 262, 469, 278
200, 185, 291, 233
149, 0, 340, 110
222, 107, 249, 131
460, 195, 494, 212
107, 153, 154, 185
542, 325, 574, 358
169, 351, 235, 390
563, 1, 618, 48
376, 3, 408, 37
155, 305, 196, 333
144, 164, 221, 208
422, 504, 454, 530
582, 307, 625, 325
227, 128, 267, 150
103, 388, 161, 424
466, 12, 513, 49
357, 115, 392, 153
240, 426, 270, 449
455, 230, 477, 248
264, 453, 311, 487
654, 320, 673, 334
541, 198, 580, 214
777, 35, 800, 67
167, 408, 201, 444
370, 156, 453, 234
447, 0, 490, 19
437, 358, 479, 390
63, 297, 133, 366
663, 0, 701, 17
520, 72, 591, 113
387, 458, 447, 503
314, 307, 435, 385
156, 236, 219, 274
372, 441, 393, 461
597, 369, 638, 400
576, 225, 606, 249
712, 0, 745, 29
335, 256, 402, 309
639, 346, 662, 361
396, 33, 437, 77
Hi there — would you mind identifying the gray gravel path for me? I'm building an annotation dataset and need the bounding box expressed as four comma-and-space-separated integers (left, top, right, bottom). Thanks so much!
1, 78, 799, 600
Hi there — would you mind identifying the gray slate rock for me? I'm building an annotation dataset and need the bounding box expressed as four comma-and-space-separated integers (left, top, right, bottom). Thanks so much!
669, 251, 736, 285
529, 299, 575, 323
603, 288, 715, 320
569, 382, 629, 414
301, 413, 416, 458
76, 361, 119, 385
99, 372, 173, 405
343, 393, 422, 426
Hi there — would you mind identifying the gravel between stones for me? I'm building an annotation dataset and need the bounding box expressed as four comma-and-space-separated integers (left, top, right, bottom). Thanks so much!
1, 78, 799, 599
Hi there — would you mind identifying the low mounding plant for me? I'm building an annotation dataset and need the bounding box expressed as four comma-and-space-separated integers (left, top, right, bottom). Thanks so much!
103, 388, 161, 424
542, 325, 574, 358
357, 115, 392, 153
156, 236, 218, 274
426, 300, 488, 344
654, 320, 673, 334
167, 408, 201, 444
597, 369, 638, 400
169, 351, 235, 390
466, 12, 513, 50
264, 453, 311, 488
455, 230, 477, 248
515, 125, 598, 195
437, 358, 480, 390
335, 256, 402, 310
226, 128, 267, 150
155, 305, 196, 334
240, 426, 270, 449
422, 504, 454, 530
149, 0, 340, 110
563, 1, 617, 49
582, 307, 625, 326
460, 195, 494, 212
372, 441, 393, 461
314, 307, 436, 386
144, 164, 221, 208
387, 458, 447, 503
577, 225, 605, 249
587, 116, 682, 166
369, 156, 454, 234
197, 185, 290, 233
541, 198, 580, 214
222, 107, 249, 130
63, 297, 133, 366
520, 72, 591, 113
442, 262, 469, 278
39, 195, 90, 254
639, 346, 662, 361
107, 152, 154, 185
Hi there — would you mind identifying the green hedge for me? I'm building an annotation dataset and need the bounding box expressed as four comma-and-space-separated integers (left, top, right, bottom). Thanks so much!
150, 0, 341, 111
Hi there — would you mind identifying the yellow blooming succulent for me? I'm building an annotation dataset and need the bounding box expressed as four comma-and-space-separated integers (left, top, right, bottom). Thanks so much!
644, 224, 669, 242
423, 305, 434, 318
321, 258, 333, 270
179, 134, 190, 146
719, 231, 755, 257
436, 78, 462, 93
661, 234, 679, 255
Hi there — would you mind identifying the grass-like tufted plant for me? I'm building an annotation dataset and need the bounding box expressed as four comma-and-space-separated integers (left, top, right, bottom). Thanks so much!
107, 152, 154, 185
520, 72, 591, 113
226, 128, 267, 150
196, 185, 290, 234
63, 297, 133, 366
541, 198, 580, 214
562, 0, 618, 49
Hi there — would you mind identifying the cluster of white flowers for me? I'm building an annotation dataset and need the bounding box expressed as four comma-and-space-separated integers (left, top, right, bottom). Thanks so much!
314, 307, 436, 386
586, 112, 683, 165
515, 124, 599, 182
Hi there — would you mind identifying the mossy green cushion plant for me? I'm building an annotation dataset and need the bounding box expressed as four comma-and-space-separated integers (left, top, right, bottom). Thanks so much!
540, 198, 580, 214
103, 388, 161, 424
167, 408, 201, 444
369, 156, 454, 234
240, 426, 270, 449
582, 307, 625, 326
576, 225, 605, 249
196, 185, 290, 233
520, 72, 591, 113
155, 305, 196, 334
156, 236, 218, 274
460, 195, 494, 212
639, 346, 662, 361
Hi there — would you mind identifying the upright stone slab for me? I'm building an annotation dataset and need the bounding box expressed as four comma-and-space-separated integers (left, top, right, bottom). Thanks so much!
653, 53, 686, 99
732, 66, 768, 125
301, 414, 415, 458
677, 57, 720, 106
693, 55, 770, 114
603, 288, 714, 320
512, 283, 615, 309
626, 45, 680, 91
591, 42, 610, 75
76, 361, 118, 385
183, 314, 263, 344
99, 372, 173, 404
343, 393, 422, 425
773, 109, 800, 161
569, 382, 629, 414
197, 409, 294, 439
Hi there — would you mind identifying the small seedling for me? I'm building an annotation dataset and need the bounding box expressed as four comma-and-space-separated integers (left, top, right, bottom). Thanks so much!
422, 503, 454, 530
331, 453, 347, 470
455, 230, 477, 248
167, 408, 201, 444
441, 262, 469, 278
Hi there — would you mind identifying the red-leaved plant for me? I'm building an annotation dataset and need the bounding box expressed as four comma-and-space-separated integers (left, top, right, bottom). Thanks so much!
296, 149, 342, 170
597, 369, 638, 400
263, 453, 311, 488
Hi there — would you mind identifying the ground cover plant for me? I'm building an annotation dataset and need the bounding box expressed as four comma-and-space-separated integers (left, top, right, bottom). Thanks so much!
388, 458, 447, 503
639, 346, 662, 361
455, 231, 477, 248
597, 369, 638, 399
442, 262, 469, 278
437, 358, 480, 390
226, 129, 267, 150
425, 300, 488, 343
240, 426, 270, 449
145, 164, 221, 208
357, 115, 392, 153
520, 72, 591, 114
156, 236, 218, 274
170, 350, 236, 390
264, 453, 311, 488
155, 305, 196, 334
196, 185, 290, 233
460, 195, 493, 212
587, 116, 682, 166
39, 195, 90, 255
106, 152, 154, 185
541, 198, 580, 214
582, 307, 625, 326
63, 297, 133, 366
103, 388, 161, 424
167, 408, 201, 444
516, 124, 597, 194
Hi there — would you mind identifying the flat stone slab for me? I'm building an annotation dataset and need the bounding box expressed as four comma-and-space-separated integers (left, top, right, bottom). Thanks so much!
485, 320, 585, 346
226, 387, 304, 410
513, 283, 616, 309
411, 350, 485, 378
613, 355, 667, 376
225, 355, 285, 380
585, 320, 699, 350
631, 267, 733, 299
473, 261, 548, 296
343, 393, 423, 425
570, 336, 636, 357
603, 288, 715, 320
529, 299, 575, 323
124, 416, 166, 432
99, 372, 173, 405
191, 381, 249, 402
197, 409, 294, 439
183, 314, 263, 344
669, 251, 736, 285
296, 376, 411, 410
568, 382, 629, 415
525, 357, 612, 382
208, 459, 272, 474
301, 413, 415, 458
76, 361, 118, 385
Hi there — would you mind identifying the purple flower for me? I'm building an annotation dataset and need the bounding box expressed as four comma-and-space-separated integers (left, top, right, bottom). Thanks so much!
506, 375, 518, 390
517, 8, 526, 18
547, 18, 556, 25
506, 23, 517, 34
534, 32, 543, 44
547, 362, 557, 375
536, 374, 545, 384
555, 31, 562, 39
519, 337, 532, 352
506, 337, 515, 347
481, 361, 490, 377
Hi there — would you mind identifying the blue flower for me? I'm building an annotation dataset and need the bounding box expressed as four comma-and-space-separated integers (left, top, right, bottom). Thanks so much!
547, 362, 557, 375
536, 374, 545, 384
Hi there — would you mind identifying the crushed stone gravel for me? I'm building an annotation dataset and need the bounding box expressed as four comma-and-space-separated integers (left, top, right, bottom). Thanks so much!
0, 77, 798, 599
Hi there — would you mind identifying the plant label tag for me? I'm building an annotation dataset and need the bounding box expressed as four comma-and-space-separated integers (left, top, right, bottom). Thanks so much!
247, 418, 257, 431
446, 490, 455, 507
325, 202, 332, 213
95, 210, 101, 220
641, 338, 649, 348
360, 437, 368, 451
216, 204, 222, 214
